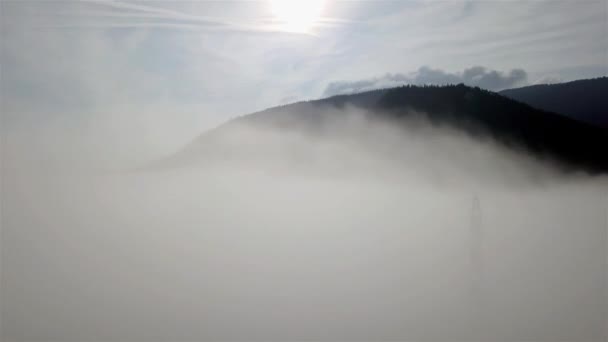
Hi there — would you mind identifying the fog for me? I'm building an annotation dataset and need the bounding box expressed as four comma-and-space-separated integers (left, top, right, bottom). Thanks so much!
1, 108, 607, 341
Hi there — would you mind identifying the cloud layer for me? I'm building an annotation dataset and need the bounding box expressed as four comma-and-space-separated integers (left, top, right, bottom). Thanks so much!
3, 105, 607, 341
323, 66, 528, 97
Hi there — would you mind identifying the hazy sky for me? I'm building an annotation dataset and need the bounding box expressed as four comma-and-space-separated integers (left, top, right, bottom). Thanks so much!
1, 0, 607, 164
2, 3, 608, 341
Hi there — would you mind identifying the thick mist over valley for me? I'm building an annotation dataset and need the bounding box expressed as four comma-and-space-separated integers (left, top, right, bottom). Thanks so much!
2, 104, 607, 341
2, 1, 607, 340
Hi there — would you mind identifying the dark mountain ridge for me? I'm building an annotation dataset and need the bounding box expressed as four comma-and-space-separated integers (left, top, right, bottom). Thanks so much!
499, 77, 608, 127
171, 84, 608, 173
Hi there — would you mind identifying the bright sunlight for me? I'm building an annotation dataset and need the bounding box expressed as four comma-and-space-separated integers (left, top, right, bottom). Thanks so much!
269, 0, 325, 33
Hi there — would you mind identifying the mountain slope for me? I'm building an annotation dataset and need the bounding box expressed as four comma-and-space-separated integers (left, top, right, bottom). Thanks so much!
170, 84, 608, 173
499, 77, 608, 127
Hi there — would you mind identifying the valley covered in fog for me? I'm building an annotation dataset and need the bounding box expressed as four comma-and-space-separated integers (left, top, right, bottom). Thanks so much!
2, 106, 606, 341
2, 1, 608, 339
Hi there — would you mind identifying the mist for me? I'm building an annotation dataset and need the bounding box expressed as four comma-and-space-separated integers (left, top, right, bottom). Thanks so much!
1, 106, 606, 342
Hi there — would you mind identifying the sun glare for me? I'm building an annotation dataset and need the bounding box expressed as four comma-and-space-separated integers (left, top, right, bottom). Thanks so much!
269, 0, 325, 33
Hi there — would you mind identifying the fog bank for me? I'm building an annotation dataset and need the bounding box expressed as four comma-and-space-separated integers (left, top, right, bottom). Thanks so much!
1, 108, 607, 341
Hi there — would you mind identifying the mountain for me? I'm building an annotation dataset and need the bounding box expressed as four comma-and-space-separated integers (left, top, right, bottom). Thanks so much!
167, 84, 608, 173
499, 77, 608, 127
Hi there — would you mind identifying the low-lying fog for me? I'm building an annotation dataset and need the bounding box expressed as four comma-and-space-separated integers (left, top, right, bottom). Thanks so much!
1, 108, 607, 341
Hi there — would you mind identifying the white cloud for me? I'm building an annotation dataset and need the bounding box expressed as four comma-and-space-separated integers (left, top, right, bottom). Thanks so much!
323, 66, 528, 97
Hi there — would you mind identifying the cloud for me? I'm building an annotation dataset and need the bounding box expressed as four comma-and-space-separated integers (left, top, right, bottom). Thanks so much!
532, 74, 564, 85
279, 95, 301, 105
25, 0, 352, 35
323, 66, 529, 97
460, 66, 527, 90
45, 2, 275, 34
3, 103, 607, 341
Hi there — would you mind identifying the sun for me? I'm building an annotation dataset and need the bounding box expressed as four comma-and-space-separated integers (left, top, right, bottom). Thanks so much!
269, 0, 325, 33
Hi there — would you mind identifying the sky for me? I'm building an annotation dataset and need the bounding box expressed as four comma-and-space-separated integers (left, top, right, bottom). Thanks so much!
1, 0, 607, 165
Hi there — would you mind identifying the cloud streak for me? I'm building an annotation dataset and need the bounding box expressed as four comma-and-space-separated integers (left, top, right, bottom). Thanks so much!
36, 0, 352, 35
323, 66, 528, 97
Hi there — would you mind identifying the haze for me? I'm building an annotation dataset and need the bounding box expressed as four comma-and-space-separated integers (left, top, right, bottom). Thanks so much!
3, 106, 607, 341
1, 1, 607, 341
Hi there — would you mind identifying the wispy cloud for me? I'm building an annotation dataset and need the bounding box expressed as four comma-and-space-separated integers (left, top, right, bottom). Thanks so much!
81, 0, 277, 33
323, 66, 528, 97
35, 0, 353, 35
